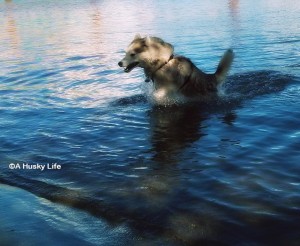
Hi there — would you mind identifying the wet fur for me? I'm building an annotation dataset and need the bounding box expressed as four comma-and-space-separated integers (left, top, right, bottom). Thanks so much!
118, 35, 234, 100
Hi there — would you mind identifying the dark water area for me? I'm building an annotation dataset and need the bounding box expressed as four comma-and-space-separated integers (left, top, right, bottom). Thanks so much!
1, 0, 300, 245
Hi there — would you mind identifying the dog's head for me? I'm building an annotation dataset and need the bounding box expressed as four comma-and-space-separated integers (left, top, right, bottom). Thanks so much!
118, 34, 174, 73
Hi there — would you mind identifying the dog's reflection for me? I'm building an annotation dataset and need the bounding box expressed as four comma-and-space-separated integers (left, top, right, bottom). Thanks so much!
148, 104, 236, 164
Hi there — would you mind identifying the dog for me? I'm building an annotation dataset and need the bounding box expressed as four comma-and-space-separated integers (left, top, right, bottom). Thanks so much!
118, 34, 234, 102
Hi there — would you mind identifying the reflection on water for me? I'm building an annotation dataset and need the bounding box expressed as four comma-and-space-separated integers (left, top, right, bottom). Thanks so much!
228, 0, 239, 16
228, 0, 240, 47
149, 103, 239, 158
149, 105, 208, 163
0, 0, 300, 245
2, 0, 21, 58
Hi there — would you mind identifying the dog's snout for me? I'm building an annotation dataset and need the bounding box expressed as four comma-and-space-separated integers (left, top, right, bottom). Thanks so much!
118, 61, 123, 67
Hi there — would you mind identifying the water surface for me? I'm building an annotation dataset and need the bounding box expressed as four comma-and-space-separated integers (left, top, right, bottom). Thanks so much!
0, 0, 300, 245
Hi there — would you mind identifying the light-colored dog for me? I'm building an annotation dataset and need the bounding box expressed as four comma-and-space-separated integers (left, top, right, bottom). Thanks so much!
118, 35, 234, 101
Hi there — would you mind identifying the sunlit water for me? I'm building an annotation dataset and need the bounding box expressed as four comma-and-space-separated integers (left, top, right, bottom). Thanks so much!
0, 0, 300, 245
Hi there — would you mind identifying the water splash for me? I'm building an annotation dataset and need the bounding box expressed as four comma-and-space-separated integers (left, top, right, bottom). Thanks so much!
119, 70, 296, 108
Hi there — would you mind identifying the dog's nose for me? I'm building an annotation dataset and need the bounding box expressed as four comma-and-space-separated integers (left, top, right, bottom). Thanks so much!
118, 61, 123, 67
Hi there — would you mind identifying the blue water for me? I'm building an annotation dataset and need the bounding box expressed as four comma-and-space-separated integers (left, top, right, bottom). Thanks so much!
1, 0, 300, 245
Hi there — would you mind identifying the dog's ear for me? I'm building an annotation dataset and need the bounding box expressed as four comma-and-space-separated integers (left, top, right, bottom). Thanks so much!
134, 34, 141, 40
145, 36, 152, 45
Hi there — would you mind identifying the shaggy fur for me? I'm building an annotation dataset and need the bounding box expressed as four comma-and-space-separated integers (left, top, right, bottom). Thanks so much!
118, 35, 234, 100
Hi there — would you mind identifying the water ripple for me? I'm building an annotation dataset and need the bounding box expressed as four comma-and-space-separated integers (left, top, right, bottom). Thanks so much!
1, 0, 300, 245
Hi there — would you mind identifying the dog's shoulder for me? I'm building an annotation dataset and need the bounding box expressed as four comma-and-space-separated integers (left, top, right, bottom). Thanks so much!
170, 55, 195, 73
172, 56, 196, 69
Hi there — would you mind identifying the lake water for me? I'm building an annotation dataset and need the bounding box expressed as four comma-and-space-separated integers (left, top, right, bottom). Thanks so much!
0, 0, 300, 245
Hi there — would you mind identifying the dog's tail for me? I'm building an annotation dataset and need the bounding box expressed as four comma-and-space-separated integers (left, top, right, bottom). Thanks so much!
215, 49, 234, 84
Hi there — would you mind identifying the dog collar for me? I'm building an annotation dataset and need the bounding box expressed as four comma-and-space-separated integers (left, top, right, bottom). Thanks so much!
145, 55, 174, 82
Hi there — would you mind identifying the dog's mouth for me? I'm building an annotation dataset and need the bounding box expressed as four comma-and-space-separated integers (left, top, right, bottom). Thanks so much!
124, 62, 139, 73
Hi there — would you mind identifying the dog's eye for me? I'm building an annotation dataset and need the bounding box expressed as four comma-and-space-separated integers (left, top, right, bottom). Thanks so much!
130, 53, 135, 57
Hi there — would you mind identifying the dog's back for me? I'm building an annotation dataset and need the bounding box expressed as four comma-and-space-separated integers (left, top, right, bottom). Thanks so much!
153, 50, 234, 98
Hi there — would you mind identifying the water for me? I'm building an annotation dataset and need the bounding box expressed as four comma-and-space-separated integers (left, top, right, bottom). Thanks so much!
0, 0, 300, 245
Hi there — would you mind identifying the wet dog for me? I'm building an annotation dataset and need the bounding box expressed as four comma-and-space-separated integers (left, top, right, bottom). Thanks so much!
118, 35, 234, 102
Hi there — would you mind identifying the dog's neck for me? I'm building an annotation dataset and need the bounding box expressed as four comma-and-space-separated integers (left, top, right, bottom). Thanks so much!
144, 55, 174, 82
